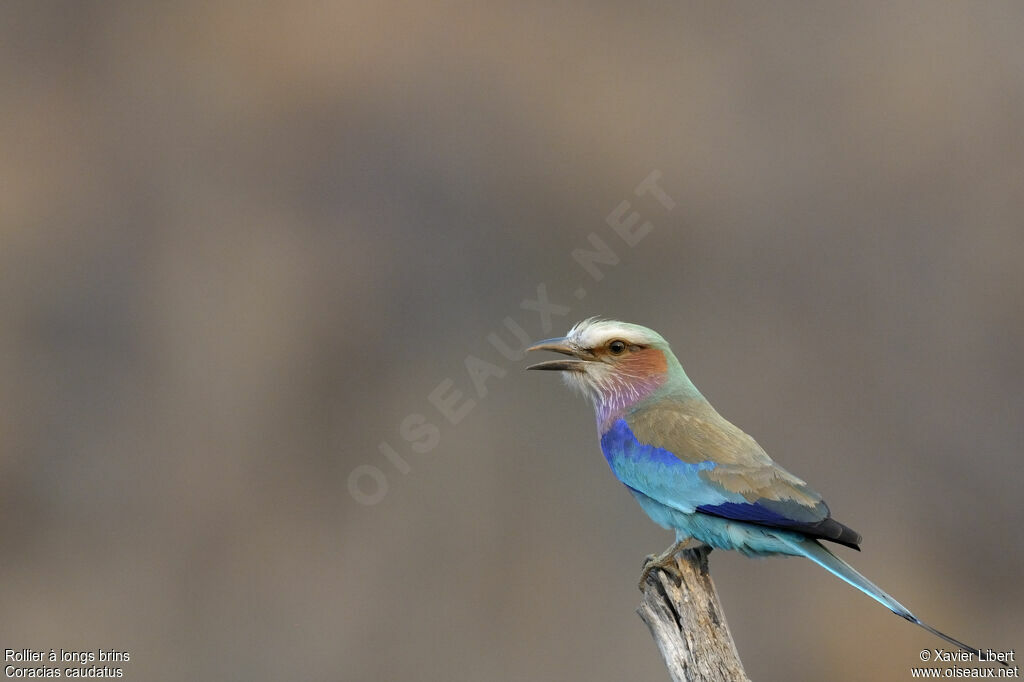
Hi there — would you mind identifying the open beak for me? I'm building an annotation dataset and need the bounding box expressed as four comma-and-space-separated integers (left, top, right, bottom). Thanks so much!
525, 337, 588, 371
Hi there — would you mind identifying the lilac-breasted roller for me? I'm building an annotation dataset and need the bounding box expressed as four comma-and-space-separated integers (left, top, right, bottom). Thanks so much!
527, 317, 999, 660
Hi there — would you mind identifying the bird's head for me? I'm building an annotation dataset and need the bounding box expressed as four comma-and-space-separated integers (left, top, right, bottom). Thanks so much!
527, 318, 697, 423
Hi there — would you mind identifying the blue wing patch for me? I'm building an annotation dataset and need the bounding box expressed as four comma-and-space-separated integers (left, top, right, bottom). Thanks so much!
696, 500, 812, 525
599, 418, 733, 514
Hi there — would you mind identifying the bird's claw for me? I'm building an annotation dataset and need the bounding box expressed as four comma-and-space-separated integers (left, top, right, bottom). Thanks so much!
637, 538, 691, 591
637, 555, 676, 591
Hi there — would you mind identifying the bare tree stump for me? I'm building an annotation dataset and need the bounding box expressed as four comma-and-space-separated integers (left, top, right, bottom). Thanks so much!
637, 547, 751, 682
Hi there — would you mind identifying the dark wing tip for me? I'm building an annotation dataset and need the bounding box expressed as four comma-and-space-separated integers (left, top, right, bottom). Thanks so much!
816, 517, 862, 550
694, 501, 863, 550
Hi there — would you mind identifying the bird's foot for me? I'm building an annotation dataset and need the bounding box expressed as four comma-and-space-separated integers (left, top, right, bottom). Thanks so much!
637, 537, 693, 591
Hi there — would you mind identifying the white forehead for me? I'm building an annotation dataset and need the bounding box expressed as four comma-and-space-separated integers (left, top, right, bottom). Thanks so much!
566, 318, 666, 348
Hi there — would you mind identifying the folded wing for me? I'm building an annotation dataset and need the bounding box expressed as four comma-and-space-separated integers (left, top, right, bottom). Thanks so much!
601, 402, 861, 550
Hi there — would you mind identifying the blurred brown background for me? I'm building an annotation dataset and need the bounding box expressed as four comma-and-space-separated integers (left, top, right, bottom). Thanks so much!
2, 2, 1022, 680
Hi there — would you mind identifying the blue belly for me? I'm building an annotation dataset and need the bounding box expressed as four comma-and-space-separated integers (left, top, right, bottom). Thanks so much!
626, 486, 804, 558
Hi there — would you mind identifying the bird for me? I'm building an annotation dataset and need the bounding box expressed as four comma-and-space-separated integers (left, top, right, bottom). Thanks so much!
526, 317, 1002, 662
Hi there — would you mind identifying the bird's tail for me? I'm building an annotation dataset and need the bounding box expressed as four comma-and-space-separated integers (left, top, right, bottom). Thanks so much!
776, 535, 1005, 666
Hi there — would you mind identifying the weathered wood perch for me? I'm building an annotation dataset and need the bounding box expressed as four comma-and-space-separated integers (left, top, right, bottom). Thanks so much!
637, 547, 751, 682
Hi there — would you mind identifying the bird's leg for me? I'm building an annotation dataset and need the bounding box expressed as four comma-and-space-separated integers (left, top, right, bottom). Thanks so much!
638, 537, 694, 591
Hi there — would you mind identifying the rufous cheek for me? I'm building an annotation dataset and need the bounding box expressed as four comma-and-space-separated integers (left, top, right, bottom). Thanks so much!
623, 348, 668, 376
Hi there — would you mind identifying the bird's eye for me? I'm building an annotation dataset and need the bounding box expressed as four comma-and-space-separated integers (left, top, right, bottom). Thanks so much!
608, 340, 627, 355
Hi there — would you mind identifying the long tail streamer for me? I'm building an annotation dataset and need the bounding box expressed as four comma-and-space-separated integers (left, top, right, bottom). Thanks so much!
776, 535, 1006, 668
